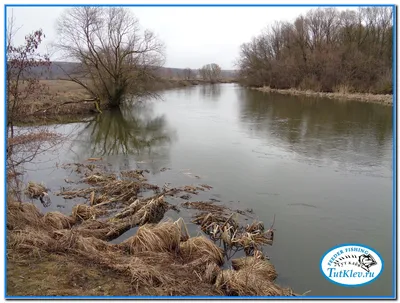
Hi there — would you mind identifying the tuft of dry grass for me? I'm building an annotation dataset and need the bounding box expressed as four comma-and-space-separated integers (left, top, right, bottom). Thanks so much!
25, 182, 47, 199
82, 173, 117, 185
7, 201, 43, 230
180, 236, 224, 266
125, 252, 180, 289
245, 221, 265, 233
7, 227, 56, 258
232, 231, 273, 255
42, 212, 75, 229
203, 262, 222, 284
52, 229, 115, 256
72, 204, 107, 221
120, 170, 148, 181
232, 256, 277, 282
192, 212, 273, 257
119, 220, 181, 254
215, 269, 295, 296
121, 251, 220, 296
182, 201, 227, 213
135, 195, 168, 225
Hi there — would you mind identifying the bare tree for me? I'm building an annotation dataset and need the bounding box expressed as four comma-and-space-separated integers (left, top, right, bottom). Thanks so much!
183, 68, 193, 80
6, 13, 51, 132
237, 7, 393, 94
54, 7, 166, 108
199, 63, 222, 83
6, 13, 64, 200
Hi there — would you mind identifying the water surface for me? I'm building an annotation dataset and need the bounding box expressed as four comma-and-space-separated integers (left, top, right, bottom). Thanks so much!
18, 84, 393, 296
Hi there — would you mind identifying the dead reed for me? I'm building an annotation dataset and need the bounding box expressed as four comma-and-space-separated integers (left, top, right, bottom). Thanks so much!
7, 161, 298, 296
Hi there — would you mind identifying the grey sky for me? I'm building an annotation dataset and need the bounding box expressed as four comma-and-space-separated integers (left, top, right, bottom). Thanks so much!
7, 6, 355, 70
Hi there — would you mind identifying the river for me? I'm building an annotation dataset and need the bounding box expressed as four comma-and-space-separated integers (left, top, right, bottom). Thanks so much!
16, 83, 393, 297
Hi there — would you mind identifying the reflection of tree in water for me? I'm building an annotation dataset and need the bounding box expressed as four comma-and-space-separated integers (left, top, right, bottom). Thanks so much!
72, 103, 176, 172
199, 84, 222, 100
237, 89, 392, 168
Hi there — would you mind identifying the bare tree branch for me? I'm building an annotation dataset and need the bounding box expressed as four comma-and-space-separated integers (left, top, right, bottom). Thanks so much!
53, 7, 166, 108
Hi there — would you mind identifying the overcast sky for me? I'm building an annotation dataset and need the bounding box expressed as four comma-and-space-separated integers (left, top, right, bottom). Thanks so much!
7, 6, 356, 70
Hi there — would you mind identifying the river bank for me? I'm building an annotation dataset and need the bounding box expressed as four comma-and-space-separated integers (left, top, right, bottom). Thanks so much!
12, 79, 201, 121
13, 79, 236, 123
6, 160, 298, 297
252, 86, 393, 106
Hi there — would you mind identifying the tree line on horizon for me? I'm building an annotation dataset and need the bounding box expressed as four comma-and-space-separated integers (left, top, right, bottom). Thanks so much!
183, 64, 223, 83
236, 7, 393, 94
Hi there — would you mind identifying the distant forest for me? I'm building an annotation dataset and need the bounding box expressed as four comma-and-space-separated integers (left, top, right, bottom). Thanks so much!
236, 7, 393, 94
29, 62, 237, 81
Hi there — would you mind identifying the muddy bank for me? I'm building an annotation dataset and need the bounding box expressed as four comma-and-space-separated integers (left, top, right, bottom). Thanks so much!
7, 161, 300, 297
252, 86, 393, 106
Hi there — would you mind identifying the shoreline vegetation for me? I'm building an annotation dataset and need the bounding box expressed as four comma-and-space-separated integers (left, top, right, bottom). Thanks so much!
11, 79, 236, 123
251, 86, 393, 106
236, 8, 393, 100
14, 77, 392, 125
7, 161, 300, 297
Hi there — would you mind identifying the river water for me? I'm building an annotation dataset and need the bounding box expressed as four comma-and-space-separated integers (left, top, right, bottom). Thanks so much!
17, 83, 393, 297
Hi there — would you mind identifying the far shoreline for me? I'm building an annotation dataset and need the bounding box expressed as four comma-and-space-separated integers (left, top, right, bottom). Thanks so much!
251, 86, 393, 106
11, 79, 237, 124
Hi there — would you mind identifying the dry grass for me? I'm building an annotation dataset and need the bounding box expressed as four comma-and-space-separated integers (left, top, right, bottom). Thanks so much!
7, 159, 298, 296
180, 236, 224, 266
120, 169, 148, 181
232, 256, 277, 282
135, 196, 168, 225
52, 229, 115, 256
7, 198, 298, 297
25, 181, 47, 199
40, 80, 91, 101
120, 220, 181, 254
82, 173, 117, 185
7, 227, 55, 257
192, 212, 273, 257
7, 201, 43, 230
122, 251, 220, 296
232, 231, 273, 254
245, 221, 265, 233
12, 80, 98, 119
256, 86, 393, 106
12, 79, 204, 121
215, 269, 296, 296
7, 254, 134, 296
72, 204, 107, 221
182, 201, 227, 213
42, 212, 75, 229
203, 262, 222, 284
57, 165, 160, 207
